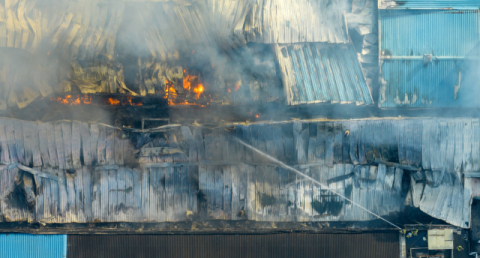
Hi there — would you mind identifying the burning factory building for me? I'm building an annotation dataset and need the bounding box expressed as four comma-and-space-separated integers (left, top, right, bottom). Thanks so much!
0, 0, 479, 257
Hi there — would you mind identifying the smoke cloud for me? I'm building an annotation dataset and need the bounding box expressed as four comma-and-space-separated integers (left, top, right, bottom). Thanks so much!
0, 0, 359, 121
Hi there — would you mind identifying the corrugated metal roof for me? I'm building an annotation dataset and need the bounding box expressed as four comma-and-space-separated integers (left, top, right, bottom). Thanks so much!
0, 234, 67, 258
247, 0, 349, 44
380, 0, 480, 9
275, 43, 373, 105
379, 9, 480, 108
129, 0, 350, 59
68, 233, 400, 258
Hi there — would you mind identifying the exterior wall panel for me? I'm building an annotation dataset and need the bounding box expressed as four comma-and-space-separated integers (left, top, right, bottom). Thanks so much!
0, 234, 67, 258
68, 233, 400, 258
379, 9, 480, 108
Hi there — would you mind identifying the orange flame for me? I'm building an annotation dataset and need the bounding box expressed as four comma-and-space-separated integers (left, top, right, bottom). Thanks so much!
107, 98, 121, 105
51, 95, 92, 105
82, 95, 92, 104
165, 71, 206, 106
234, 81, 241, 91
164, 80, 178, 105
125, 96, 143, 106
50, 94, 142, 106
183, 74, 198, 91
164, 69, 208, 106
193, 84, 204, 99
248, 111, 261, 118
228, 88, 231, 93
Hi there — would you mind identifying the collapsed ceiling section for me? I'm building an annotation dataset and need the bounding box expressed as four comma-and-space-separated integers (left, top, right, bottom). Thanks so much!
0, 0, 370, 113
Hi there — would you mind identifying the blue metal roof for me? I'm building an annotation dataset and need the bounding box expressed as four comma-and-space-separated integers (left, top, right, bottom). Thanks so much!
276, 43, 373, 105
379, 9, 480, 108
380, 0, 480, 9
0, 234, 67, 258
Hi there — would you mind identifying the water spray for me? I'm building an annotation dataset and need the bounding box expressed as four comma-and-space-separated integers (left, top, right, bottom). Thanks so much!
234, 137, 402, 230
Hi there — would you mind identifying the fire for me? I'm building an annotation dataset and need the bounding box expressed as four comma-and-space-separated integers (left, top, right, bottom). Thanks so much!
82, 96, 92, 104
51, 95, 92, 105
193, 84, 204, 99
164, 80, 178, 105
166, 71, 206, 106
125, 97, 143, 106
183, 74, 198, 91
107, 98, 120, 105
183, 74, 205, 99
248, 111, 261, 119
50, 94, 142, 106
234, 81, 241, 91
228, 88, 231, 93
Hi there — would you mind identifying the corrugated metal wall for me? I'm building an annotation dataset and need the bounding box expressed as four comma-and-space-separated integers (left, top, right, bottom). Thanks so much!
381, 10, 479, 57
68, 233, 399, 258
379, 9, 480, 108
381, 0, 480, 9
0, 234, 67, 258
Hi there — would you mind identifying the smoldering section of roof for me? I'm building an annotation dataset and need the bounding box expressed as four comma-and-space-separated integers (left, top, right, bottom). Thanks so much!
132, 0, 350, 58
0, 1, 125, 60
0, 117, 476, 228
379, 9, 480, 108
275, 43, 373, 105
238, 0, 350, 44
0, 0, 349, 61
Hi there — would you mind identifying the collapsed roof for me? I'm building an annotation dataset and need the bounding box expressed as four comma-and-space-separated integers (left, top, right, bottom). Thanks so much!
0, 0, 375, 110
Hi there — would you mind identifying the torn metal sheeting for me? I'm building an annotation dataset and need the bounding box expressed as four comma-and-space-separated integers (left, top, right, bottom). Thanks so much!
139, 147, 184, 157
0, 117, 476, 228
374, 159, 421, 171
417, 172, 471, 228
0, 163, 404, 224
17, 164, 62, 181
1, 117, 480, 173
